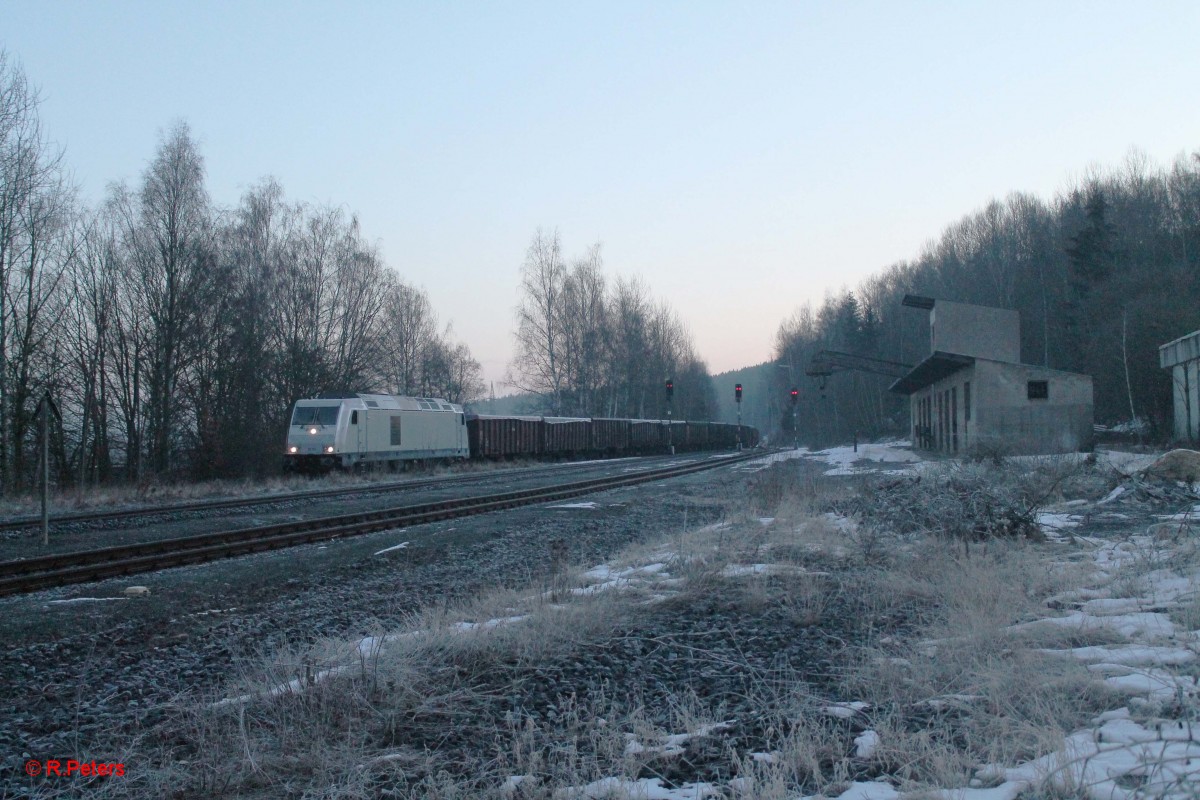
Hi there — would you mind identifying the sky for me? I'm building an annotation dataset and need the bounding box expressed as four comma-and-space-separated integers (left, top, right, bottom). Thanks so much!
4, 1, 1199, 392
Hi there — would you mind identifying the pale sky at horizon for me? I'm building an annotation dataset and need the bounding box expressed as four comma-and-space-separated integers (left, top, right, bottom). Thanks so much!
5, 1, 1198, 393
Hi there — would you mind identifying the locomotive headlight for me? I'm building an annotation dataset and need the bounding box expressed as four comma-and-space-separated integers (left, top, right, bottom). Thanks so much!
288, 446, 298, 453
324, 446, 335, 453
309, 427, 318, 435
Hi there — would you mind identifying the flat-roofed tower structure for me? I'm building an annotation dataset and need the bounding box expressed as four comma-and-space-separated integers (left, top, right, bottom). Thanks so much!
891, 296, 1093, 455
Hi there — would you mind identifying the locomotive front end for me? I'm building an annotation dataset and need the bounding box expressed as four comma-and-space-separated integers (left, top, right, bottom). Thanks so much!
284, 401, 345, 471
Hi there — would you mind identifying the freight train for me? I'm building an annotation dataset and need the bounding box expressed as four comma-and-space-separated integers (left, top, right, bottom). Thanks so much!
284, 393, 759, 472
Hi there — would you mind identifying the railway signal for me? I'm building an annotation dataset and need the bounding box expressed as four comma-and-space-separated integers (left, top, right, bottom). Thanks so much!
734, 383, 743, 449
36, 391, 61, 547
789, 388, 799, 451
665, 379, 675, 454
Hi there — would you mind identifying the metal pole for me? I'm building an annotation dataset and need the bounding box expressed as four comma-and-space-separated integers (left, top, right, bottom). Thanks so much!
736, 405, 742, 450
41, 400, 49, 546
667, 404, 674, 455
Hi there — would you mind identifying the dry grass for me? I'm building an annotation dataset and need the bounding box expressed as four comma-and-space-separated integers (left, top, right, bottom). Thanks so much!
0, 457, 543, 518
72, 457, 1152, 799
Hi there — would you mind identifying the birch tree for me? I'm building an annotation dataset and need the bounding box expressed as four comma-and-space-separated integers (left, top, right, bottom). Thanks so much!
509, 228, 567, 412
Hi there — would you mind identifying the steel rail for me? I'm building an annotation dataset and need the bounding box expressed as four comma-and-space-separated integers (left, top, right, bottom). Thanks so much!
0, 457, 656, 534
0, 451, 761, 597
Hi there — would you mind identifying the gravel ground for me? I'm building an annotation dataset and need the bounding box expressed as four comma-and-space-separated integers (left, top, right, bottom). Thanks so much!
10, 447, 1178, 797
0, 454, 693, 560
0, 455, 794, 793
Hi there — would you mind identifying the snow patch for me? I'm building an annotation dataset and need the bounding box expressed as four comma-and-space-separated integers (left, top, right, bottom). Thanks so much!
373, 541, 409, 556
46, 597, 126, 605
854, 729, 880, 759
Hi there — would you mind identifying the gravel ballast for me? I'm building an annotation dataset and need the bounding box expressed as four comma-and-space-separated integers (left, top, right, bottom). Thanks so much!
1, 456, 798, 793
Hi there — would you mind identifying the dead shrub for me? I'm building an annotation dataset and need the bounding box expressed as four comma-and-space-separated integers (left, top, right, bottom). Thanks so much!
839, 464, 1043, 548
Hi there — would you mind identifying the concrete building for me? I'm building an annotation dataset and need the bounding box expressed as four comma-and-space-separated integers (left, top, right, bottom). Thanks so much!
1159, 329, 1200, 442
890, 296, 1094, 455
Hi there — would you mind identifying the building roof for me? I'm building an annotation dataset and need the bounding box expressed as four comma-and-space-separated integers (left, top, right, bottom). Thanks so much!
889, 351, 975, 395
901, 294, 936, 310
1160, 329, 1200, 369
889, 353, 1094, 395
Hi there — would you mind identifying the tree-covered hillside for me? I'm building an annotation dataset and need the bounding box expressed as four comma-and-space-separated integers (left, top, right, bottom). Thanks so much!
772, 150, 1200, 447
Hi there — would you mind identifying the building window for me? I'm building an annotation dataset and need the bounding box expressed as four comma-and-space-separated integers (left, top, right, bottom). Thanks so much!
1027, 380, 1049, 400
964, 382, 971, 422
390, 415, 402, 446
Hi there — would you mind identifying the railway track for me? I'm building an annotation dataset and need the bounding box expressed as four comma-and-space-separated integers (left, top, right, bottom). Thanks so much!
0, 451, 761, 597
0, 457, 656, 534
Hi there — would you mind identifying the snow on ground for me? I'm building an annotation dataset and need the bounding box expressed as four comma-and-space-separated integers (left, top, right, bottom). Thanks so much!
624, 722, 732, 758
733, 447, 813, 472
1099, 450, 1163, 476
734, 446, 1168, 489
1155, 505, 1200, 521
822, 700, 870, 719
45, 596, 126, 605
571, 561, 673, 595
739, 441, 921, 476
812, 441, 921, 476
853, 730, 881, 759
558, 776, 722, 799
719, 562, 813, 578
549, 479, 1200, 799
548, 502, 600, 510
1037, 512, 1083, 537
217, 448, 1200, 797
546, 457, 641, 468
960, 530, 1200, 799
796, 520, 1200, 800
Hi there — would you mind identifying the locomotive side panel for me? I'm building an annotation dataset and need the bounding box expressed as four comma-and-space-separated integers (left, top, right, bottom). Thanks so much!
359, 409, 468, 461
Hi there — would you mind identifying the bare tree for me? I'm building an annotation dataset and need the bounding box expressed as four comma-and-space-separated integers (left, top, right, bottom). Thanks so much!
509, 228, 568, 412
63, 207, 120, 485
0, 52, 75, 490
117, 121, 214, 475
606, 275, 652, 417
441, 339, 485, 404
382, 279, 440, 395
559, 245, 608, 415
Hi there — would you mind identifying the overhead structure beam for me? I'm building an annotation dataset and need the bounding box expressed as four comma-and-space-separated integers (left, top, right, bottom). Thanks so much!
805, 349, 913, 379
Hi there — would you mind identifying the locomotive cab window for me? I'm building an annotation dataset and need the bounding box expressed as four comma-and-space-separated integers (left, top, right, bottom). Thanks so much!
1027, 380, 1049, 400
390, 415, 402, 446
291, 405, 340, 426
350, 410, 358, 425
